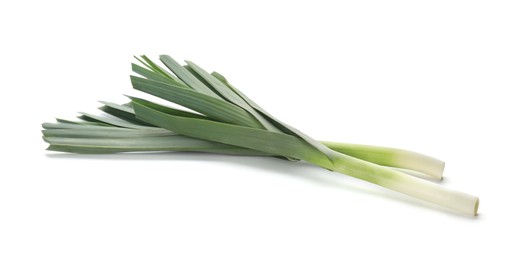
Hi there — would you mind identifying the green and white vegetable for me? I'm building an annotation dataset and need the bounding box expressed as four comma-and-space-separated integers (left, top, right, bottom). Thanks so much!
42, 55, 479, 216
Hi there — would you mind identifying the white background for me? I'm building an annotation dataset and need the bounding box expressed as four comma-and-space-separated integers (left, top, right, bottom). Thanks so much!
1, 0, 522, 259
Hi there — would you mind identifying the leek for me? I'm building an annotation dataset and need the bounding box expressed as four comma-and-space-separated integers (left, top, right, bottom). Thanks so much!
42, 55, 479, 216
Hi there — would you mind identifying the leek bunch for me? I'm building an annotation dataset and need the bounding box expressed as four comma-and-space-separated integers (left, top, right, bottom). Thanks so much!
42, 55, 479, 216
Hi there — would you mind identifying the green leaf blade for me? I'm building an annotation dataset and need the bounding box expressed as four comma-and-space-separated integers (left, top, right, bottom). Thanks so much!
159, 55, 221, 98
130, 76, 264, 129
132, 99, 333, 168
211, 71, 336, 161
44, 135, 270, 156
186, 61, 281, 133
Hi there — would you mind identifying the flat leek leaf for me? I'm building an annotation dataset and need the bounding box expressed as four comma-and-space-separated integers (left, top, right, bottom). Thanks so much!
159, 55, 221, 98
126, 96, 209, 120
211, 71, 336, 160
130, 76, 263, 128
186, 61, 281, 133
43, 122, 123, 130
131, 63, 184, 86
78, 112, 155, 130
132, 99, 333, 169
44, 136, 269, 156
184, 65, 214, 89
186, 61, 251, 108
42, 127, 175, 138
55, 118, 110, 126
136, 55, 177, 81
99, 101, 156, 126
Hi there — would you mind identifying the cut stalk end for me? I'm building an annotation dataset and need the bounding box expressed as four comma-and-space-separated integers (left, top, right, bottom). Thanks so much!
394, 151, 445, 180
474, 197, 480, 216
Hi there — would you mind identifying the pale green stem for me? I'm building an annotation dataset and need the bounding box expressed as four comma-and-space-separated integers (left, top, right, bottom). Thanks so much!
327, 151, 478, 216
385, 167, 434, 180
323, 142, 445, 180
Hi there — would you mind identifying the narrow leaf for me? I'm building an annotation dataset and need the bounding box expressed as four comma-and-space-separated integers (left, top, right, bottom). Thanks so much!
78, 112, 155, 130
99, 101, 156, 126
137, 55, 177, 80
44, 136, 269, 156
132, 63, 186, 87
212, 71, 336, 161
159, 55, 221, 98
130, 76, 263, 128
186, 61, 281, 133
132, 99, 333, 168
